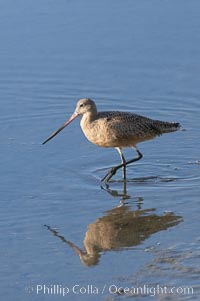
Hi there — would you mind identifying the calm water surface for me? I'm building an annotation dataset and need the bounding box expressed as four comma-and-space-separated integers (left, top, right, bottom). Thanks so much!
0, 1, 200, 300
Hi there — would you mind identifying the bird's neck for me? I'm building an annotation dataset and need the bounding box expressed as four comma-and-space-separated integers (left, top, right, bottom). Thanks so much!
81, 110, 97, 126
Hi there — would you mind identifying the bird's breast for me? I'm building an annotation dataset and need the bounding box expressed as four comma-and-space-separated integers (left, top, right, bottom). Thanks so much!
80, 117, 119, 147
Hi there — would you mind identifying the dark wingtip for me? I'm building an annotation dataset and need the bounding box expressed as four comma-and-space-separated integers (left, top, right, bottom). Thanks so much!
175, 122, 181, 130
170, 122, 181, 133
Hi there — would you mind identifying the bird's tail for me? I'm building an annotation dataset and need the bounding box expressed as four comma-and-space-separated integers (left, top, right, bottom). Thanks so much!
152, 120, 181, 135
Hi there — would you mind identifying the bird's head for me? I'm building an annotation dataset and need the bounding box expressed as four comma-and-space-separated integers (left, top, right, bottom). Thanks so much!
42, 98, 97, 145
75, 98, 97, 115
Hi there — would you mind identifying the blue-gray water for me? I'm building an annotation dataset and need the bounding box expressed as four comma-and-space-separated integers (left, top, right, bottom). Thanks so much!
1, 1, 200, 300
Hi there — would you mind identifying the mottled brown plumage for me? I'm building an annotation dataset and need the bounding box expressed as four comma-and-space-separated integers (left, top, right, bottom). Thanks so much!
43, 98, 180, 182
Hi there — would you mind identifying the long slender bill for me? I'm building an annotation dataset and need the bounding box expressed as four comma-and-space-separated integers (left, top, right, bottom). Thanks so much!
42, 112, 78, 145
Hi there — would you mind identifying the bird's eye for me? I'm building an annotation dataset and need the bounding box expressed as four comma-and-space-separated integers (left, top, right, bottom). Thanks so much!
80, 103, 84, 108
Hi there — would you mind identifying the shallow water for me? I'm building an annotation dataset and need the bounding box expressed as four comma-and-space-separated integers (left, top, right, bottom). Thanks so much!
1, 0, 200, 300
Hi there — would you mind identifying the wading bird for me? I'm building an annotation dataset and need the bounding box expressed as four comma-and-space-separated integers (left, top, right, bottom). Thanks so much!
43, 98, 180, 182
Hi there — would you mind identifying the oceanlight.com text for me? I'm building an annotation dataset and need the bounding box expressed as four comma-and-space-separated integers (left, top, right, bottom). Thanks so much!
25, 283, 194, 297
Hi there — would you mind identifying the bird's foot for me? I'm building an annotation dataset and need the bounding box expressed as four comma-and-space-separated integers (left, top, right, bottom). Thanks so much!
101, 167, 117, 182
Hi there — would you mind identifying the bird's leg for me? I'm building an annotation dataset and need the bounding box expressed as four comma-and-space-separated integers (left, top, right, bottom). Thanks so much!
116, 147, 126, 180
122, 163, 126, 180
124, 146, 143, 168
101, 147, 126, 182
101, 146, 143, 182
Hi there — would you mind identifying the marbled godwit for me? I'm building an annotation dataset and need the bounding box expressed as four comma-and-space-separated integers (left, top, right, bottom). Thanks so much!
43, 98, 180, 182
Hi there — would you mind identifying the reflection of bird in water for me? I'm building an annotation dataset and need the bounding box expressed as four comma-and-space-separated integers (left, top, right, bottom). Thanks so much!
43, 98, 180, 182
45, 205, 182, 267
